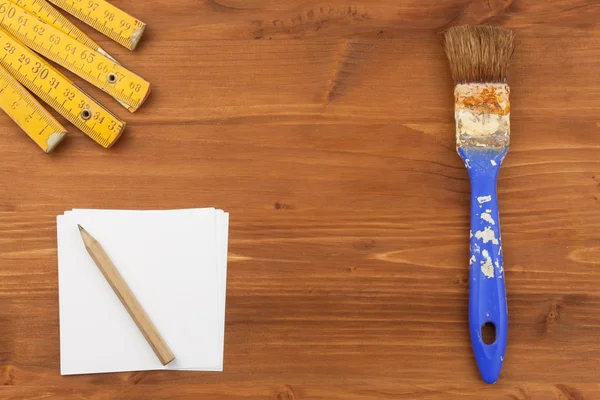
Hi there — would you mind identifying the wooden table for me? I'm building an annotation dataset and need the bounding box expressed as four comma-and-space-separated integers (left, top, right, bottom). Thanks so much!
1, 0, 599, 398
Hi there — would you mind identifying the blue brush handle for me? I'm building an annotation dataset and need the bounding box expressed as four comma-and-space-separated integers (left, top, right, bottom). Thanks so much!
458, 147, 508, 384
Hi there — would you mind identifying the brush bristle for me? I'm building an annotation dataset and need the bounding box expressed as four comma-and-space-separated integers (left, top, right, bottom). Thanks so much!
443, 25, 515, 84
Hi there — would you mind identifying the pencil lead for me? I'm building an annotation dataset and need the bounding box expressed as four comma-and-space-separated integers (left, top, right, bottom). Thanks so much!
77, 224, 84, 231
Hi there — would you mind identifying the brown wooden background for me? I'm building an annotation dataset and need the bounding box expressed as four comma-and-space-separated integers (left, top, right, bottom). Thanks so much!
1, 0, 600, 398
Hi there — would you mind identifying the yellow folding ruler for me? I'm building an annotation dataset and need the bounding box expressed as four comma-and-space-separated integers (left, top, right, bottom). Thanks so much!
0, 63, 66, 152
47, 0, 145, 50
0, 27, 125, 147
7, 0, 114, 59
0, 1, 150, 112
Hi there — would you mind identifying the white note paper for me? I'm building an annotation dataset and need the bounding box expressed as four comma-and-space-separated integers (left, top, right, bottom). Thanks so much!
56, 208, 229, 375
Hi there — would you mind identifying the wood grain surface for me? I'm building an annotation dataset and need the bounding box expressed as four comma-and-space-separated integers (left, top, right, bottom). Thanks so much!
1, 0, 600, 398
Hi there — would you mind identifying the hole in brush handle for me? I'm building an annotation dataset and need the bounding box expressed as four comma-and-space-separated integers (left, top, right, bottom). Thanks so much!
481, 322, 496, 345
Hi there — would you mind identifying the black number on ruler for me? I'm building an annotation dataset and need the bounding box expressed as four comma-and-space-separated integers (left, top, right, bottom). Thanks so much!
18, 54, 30, 64
4, 43, 15, 54
49, 35, 60, 45
25, 114, 32, 123
65, 44, 76, 55
49, 77, 59, 89
108, 120, 117, 131
77, 100, 89, 109
104, 11, 114, 21
64, 88, 75, 101
119, 20, 131, 30
129, 83, 141, 92
32, 63, 49, 79
17, 16, 27, 26
6, 7, 15, 18
97, 62, 109, 73
33, 25, 45, 35
87, 1, 98, 11
80, 51, 95, 63
93, 112, 104, 123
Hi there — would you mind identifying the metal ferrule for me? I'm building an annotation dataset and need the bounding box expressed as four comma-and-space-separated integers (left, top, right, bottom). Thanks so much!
455, 83, 510, 149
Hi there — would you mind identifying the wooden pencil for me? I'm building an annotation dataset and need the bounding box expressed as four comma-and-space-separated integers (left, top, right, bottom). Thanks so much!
77, 224, 176, 366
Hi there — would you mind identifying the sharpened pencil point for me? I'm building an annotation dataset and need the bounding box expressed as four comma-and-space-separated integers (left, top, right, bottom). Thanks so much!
77, 224, 84, 231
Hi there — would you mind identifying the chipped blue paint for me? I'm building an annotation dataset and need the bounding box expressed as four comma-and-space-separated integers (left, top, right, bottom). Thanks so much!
458, 146, 508, 385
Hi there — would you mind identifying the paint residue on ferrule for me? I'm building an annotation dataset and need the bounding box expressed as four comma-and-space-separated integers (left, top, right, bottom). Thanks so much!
455, 83, 510, 149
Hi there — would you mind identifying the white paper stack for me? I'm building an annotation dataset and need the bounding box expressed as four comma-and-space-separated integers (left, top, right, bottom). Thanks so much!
56, 208, 229, 375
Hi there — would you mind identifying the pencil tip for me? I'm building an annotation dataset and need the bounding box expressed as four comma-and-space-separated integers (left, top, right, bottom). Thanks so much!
77, 224, 84, 231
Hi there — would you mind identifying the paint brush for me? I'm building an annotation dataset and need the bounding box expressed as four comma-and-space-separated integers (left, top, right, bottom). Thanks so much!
442, 25, 516, 384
